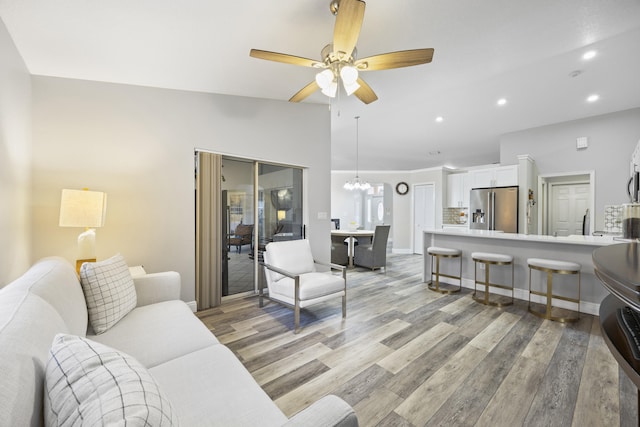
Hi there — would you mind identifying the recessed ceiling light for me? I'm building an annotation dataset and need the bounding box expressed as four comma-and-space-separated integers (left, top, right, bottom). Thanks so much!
435, 116, 444, 123
582, 50, 597, 60
587, 94, 599, 103
497, 98, 507, 106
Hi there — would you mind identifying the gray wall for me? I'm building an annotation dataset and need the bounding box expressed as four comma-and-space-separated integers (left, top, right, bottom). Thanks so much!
500, 108, 640, 231
30, 76, 331, 302
0, 18, 31, 285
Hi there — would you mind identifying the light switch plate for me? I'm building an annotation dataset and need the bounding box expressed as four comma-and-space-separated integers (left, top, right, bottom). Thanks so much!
317, 211, 328, 220
576, 136, 588, 149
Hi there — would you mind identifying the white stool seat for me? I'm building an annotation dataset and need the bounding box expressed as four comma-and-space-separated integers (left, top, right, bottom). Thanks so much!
472, 252, 513, 263
427, 246, 461, 256
528, 258, 581, 272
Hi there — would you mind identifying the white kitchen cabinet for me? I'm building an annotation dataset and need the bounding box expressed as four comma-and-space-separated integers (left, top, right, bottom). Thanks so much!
447, 173, 470, 207
494, 165, 518, 187
470, 165, 518, 188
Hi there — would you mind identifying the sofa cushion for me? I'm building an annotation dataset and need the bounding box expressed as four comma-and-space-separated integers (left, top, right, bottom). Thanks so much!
265, 240, 316, 282
6, 256, 87, 336
89, 300, 218, 368
150, 345, 288, 427
80, 254, 137, 334
44, 334, 178, 427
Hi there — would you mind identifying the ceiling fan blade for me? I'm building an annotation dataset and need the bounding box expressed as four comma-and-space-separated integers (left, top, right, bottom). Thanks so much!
333, 0, 365, 59
289, 81, 320, 103
250, 49, 319, 68
354, 78, 378, 104
355, 48, 434, 71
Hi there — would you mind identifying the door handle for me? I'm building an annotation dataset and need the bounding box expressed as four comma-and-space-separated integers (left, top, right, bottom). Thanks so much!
492, 192, 496, 230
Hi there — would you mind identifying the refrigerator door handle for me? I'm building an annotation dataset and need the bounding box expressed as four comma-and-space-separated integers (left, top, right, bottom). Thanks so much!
490, 191, 496, 230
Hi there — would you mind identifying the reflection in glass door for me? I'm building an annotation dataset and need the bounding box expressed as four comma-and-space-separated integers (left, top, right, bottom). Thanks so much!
221, 159, 304, 298
222, 158, 255, 297
257, 164, 304, 252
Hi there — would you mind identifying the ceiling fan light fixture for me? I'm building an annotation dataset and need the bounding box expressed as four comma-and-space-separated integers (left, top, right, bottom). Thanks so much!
315, 69, 335, 89
343, 80, 360, 96
321, 81, 338, 97
340, 65, 359, 84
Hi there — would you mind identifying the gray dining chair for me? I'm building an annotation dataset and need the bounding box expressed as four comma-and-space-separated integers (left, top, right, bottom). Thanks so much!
354, 225, 390, 271
331, 234, 349, 266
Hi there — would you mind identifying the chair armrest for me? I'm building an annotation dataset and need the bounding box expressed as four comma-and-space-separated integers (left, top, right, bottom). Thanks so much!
314, 260, 347, 280
133, 271, 181, 307
263, 263, 299, 279
282, 395, 358, 427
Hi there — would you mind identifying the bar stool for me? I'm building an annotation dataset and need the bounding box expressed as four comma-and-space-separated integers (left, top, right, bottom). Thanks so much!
471, 252, 514, 306
527, 258, 581, 323
427, 246, 462, 294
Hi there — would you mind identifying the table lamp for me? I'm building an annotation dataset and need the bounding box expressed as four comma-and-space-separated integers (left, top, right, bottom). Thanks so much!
59, 188, 107, 273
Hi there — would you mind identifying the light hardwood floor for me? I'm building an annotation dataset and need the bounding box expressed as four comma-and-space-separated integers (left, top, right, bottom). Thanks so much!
197, 253, 637, 426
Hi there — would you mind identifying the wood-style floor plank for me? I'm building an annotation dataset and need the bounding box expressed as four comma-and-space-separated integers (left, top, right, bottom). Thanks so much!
196, 253, 635, 426
572, 319, 620, 427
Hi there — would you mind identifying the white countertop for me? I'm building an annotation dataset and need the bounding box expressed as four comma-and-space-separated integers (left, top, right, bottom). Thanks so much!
424, 228, 622, 247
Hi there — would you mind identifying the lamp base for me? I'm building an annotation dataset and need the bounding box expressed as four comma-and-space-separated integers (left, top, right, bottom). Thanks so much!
76, 258, 96, 275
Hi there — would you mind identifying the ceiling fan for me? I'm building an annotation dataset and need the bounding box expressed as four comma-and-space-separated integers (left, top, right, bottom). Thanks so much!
249, 0, 434, 104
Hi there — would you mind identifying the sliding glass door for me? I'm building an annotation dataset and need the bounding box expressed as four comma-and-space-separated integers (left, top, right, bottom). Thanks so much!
196, 151, 304, 306
257, 164, 304, 249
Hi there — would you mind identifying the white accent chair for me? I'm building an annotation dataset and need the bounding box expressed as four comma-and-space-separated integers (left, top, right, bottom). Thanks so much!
261, 239, 347, 333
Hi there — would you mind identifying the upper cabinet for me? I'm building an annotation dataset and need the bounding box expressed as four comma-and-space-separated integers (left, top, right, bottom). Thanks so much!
447, 173, 470, 207
469, 165, 518, 188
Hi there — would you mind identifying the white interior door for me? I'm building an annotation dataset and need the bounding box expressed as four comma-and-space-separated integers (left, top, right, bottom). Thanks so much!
550, 183, 590, 236
414, 184, 435, 254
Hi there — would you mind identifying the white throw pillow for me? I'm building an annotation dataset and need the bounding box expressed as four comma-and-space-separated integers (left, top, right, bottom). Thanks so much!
44, 334, 179, 426
80, 253, 137, 334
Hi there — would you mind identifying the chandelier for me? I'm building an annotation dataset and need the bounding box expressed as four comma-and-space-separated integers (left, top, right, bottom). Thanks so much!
344, 116, 370, 191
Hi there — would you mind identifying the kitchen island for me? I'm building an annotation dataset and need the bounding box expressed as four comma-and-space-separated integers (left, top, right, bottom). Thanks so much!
423, 229, 620, 315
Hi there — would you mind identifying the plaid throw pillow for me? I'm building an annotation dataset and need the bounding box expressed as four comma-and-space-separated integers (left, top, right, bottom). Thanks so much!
44, 334, 178, 426
80, 254, 137, 334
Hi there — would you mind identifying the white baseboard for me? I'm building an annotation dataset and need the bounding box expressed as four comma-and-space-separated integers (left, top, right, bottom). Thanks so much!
186, 301, 197, 312
392, 248, 413, 254
433, 277, 599, 316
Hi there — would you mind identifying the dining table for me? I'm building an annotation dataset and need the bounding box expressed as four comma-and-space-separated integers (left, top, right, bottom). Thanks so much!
331, 229, 375, 268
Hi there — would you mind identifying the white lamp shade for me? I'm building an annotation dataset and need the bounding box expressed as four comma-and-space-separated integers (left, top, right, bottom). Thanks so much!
315, 69, 335, 89
340, 65, 359, 85
59, 189, 107, 228
321, 81, 338, 98
343, 80, 360, 96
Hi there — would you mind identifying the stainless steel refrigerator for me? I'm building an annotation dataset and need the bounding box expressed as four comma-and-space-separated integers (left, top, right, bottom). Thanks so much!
469, 186, 519, 232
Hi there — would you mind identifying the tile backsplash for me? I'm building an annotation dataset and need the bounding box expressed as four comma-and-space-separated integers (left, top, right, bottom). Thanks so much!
604, 205, 623, 233
443, 207, 468, 225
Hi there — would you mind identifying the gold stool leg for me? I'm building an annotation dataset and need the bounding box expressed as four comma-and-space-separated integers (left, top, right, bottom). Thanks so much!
546, 271, 553, 319
528, 267, 580, 323
484, 263, 490, 304
511, 262, 515, 304
428, 254, 460, 294
459, 255, 463, 291
474, 260, 478, 297
435, 255, 440, 291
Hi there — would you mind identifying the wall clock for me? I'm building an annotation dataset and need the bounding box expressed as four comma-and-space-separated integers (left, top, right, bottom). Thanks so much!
396, 182, 409, 195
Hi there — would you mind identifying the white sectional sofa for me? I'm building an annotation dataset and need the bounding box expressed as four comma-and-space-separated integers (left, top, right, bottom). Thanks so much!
0, 256, 358, 426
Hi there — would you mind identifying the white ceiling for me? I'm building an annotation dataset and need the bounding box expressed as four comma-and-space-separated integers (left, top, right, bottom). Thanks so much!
2, 0, 640, 171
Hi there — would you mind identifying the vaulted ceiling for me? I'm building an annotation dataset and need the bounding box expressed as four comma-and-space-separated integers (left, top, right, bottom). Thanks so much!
2, 0, 640, 170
